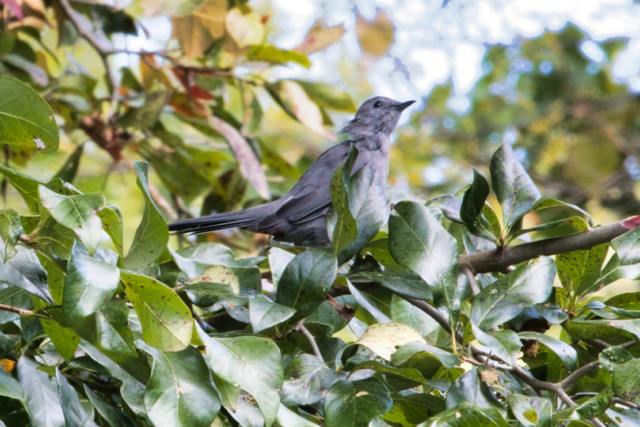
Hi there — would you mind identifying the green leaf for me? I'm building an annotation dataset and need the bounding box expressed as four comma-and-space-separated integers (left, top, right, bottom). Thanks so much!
336, 161, 390, 263
461, 169, 499, 241
612, 226, 640, 265
612, 358, 640, 404
247, 45, 311, 67
39, 318, 80, 362
350, 269, 432, 300
296, 80, 356, 112
0, 245, 52, 303
39, 185, 105, 254
17, 357, 65, 427
490, 144, 541, 229
507, 394, 553, 427
531, 198, 591, 220
249, 294, 296, 332
330, 160, 357, 257
0, 208, 23, 260
79, 341, 146, 416
427, 401, 510, 426
124, 162, 169, 269
391, 341, 458, 369
557, 240, 608, 301
471, 257, 556, 329
83, 385, 136, 427
518, 331, 577, 371
276, 247, 337, 318
352, 360, 428, 388
599, 347, 633, 372
0, 366, 24, 402
276, 404, 320, 427
281, 353, 336, 406
0, 163, 44, 212
56, 369, 98, 427
382, 392, 445, 425
98, 205, 124, 258
389, 201, 459, 315
197, 327, 283, 426
446, 367, 502, 409
62, 241, 120, 320
324, 378, 392, 427
472, 326, 522, 365
390, 294, 441, 337
121, 271, 193, 352
0, 76, 59, 153
143, 345, 220, 427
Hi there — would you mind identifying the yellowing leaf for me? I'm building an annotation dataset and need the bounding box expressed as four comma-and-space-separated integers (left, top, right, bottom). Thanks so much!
358, 323, 423, 360
225, 7, 264, 48
172, 0, 227, 59
356, 8, 395, 57
295, 20, 346, 55
278, 80, 335, 140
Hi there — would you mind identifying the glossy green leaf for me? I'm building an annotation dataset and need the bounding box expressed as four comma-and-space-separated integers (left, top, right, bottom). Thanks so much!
54, 144, 84, 183
197, 327, 283, 426
324, 378, 392, 427
276, 247, 337, 318
39, 185, 105, 254
339, 163, 390, 263
382, 392, 445, 425
281, 353, 336, 406
389, 201, 459, 315
507, 394, 553, 427
599, 346, 633, 372
0, 208, 23, 260
0, 245, 52, 303
490, 144, 541, 228
56, 369, 97, 427
249, 294, 296, 332
124, 162, 169, 269
144, 345, 220, 427
472, 326, 522, 365
98, 205, 124, 258
612, 226, 640, 265
389, 294, 441, 337
39, 319, 80, 362
83, 385, 136, 427
518, 331, 577, 371
461, 169, 499, 241
349, 269, 432, 300
391, 341, 458, 369
17, 357, 65, 427
276, 404, 320, 427
79, 341, 146, 416
0, 76, 59, 153
330, 160, 357, 258
427, 401, 510, 426
446, 367, 501, 409
612, 358, 640, 404
121, 271, 193, 352
0, 163, 44, 212
62, 241, 120, 320
471, 257, 556, 329
0, 366, 24, 402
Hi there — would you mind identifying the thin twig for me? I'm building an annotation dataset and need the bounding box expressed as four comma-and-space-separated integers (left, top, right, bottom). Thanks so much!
462, 265, 480, 295
559, 360, 600, 388
296, 321, 323, 361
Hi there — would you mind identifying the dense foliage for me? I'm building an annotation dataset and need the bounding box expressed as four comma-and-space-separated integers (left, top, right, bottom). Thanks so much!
0, 1, 640, 426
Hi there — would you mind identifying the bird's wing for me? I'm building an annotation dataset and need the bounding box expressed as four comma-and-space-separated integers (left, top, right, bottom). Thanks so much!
271, 141, 353, 225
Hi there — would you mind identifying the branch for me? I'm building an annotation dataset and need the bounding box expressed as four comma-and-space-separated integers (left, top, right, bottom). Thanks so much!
295, 321, 323, 361
460, 217, 639, 274
0, 303, 47, 319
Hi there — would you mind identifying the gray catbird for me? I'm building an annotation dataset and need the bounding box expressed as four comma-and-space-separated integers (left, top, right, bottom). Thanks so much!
169, 96, 414, 245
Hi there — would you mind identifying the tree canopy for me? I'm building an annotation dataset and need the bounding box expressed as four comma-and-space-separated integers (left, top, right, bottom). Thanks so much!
0, 1, 639, 426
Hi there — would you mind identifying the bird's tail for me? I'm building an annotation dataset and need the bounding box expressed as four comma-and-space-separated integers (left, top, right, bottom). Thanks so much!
169, 203, 276, 235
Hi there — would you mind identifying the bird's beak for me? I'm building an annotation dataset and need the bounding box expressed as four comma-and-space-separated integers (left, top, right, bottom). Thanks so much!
394, 100, 415, 111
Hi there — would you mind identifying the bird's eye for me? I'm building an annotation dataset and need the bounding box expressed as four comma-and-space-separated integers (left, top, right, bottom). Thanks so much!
373, 101, 382, 108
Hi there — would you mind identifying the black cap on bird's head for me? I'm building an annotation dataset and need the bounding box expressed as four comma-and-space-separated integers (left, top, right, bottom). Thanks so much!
341, 96, 415, 137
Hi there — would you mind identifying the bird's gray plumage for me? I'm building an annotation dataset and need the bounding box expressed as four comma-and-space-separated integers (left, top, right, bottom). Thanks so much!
169, 96, 414, 245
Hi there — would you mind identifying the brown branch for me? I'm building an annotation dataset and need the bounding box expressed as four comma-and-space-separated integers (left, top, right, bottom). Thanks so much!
295, 321, 323, 361
0, 303, 47, 319
460, 217, 639, 274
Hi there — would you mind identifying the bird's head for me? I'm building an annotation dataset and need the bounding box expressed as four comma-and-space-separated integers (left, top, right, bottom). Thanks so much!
341, 96, 415, 138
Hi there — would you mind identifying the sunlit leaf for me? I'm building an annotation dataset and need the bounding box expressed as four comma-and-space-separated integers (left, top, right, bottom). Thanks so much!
0, 76, 58, 153
17, 357, 65, 427
121, 271, 193, 352
225, 7, 264, 48
198, 326, 283, 426
124, 162, 169, 269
